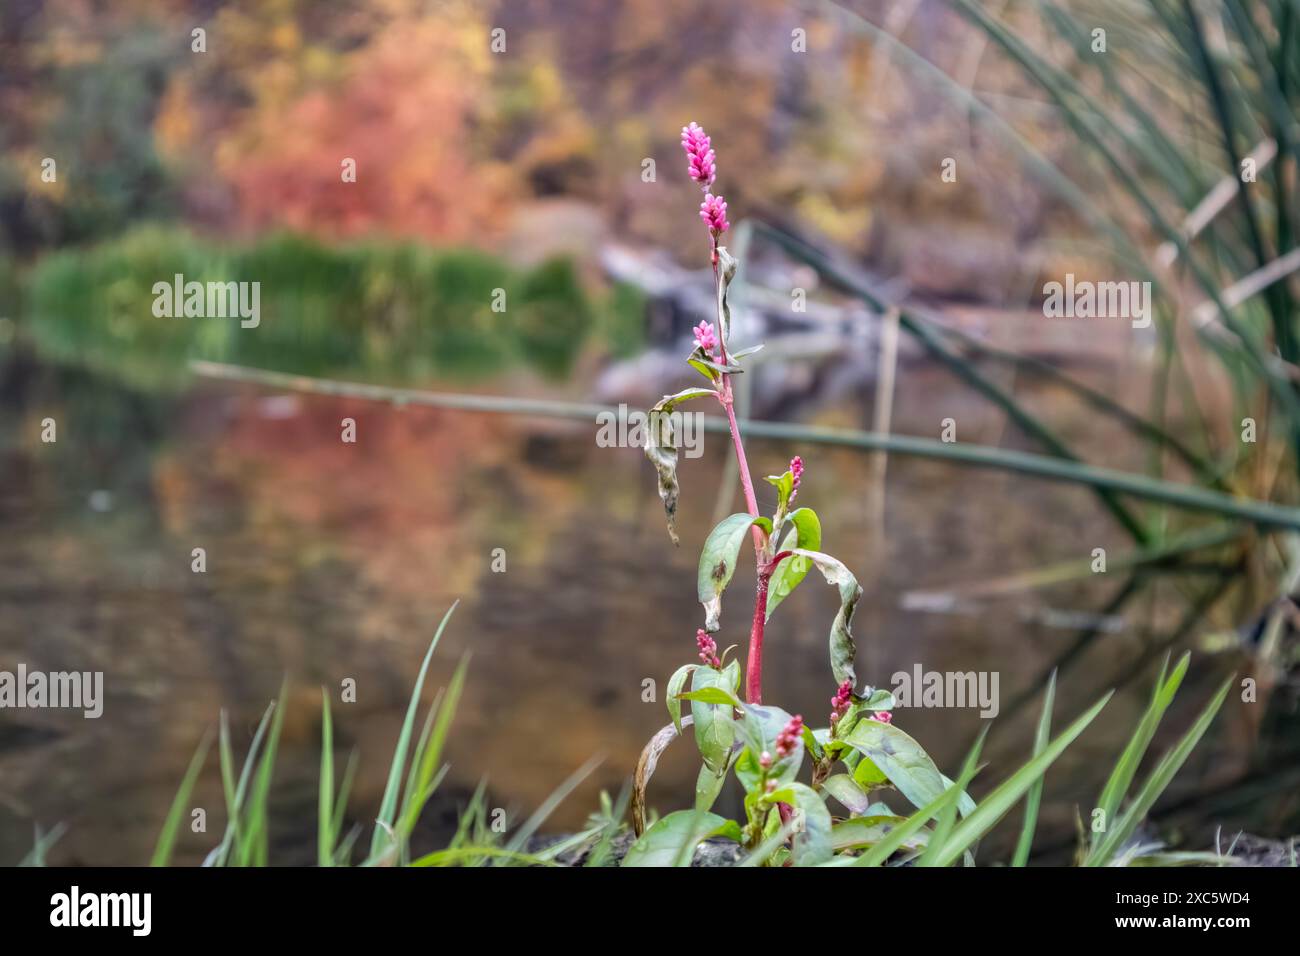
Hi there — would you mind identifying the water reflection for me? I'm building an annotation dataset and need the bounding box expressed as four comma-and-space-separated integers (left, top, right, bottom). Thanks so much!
0, 350, 1272, 864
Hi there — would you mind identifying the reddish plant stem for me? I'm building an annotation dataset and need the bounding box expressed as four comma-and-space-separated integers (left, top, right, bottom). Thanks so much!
712, 244, 769, 704
746, 574, 770, 704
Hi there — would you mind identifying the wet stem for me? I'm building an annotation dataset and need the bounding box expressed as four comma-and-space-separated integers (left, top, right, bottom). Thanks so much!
711, 242, 770, 705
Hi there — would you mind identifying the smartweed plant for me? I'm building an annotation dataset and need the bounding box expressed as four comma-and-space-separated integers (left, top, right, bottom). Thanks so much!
625, 124, 1234, 868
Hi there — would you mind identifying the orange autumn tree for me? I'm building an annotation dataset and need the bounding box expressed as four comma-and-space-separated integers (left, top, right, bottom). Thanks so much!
211, 2, 514, 243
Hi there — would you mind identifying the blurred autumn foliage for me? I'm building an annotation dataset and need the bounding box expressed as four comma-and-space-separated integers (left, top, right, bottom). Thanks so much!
2, 0, 1090, 300
2, 0, 899, 256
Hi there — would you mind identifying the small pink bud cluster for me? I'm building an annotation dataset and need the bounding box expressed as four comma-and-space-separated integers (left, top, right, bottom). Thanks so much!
789, 456, 804, 504
830, 679, 853, 725
693, 320, 718, 358
680, 122, 730, 240
758, 750, 773, 771
700, 194, 729, 235
873, 711, 893, 724
696, 629, 721, 668
680, 123, 716, 187
775, 714, 804, 758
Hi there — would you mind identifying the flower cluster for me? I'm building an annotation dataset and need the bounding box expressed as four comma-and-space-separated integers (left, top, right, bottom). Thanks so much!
830, 678, 853, 725
681, 122, 729, 239
693, 320, 718, 358
789, 456, 804, 504
700, 194, 729, 235
696, 629, 721, 668
775, 714, 804, 758
680, 122, 716, 187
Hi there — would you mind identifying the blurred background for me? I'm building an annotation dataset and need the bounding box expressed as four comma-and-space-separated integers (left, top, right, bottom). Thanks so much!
1, 0, 1297, 864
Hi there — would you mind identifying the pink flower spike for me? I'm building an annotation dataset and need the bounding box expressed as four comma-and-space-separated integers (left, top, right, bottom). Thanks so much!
680, 122, 716, 187
775, 714, 804, 758
830, 678, 853, 724
693, 320, 718, 357
695, 628, 721, 668
700, 194, 729, 235
789, 455, 804, 504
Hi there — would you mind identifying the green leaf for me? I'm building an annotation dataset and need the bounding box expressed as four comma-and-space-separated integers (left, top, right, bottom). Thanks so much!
918, 728, 987, 867
861, 688, 896, 711
666, 663, 697, 736
737, 702, 803, 785
852, 753, 889, 789
765, 781, 833, 866
822, 774, 874, 815
845, 718, 976, 817
850, 779, 966, 867
678, 686, 742, 708
695, 762, 730, 813
369, 602, 458, 859
643, 387, 717, 545
715, 245, 738, 344
766, 508, 822, 621
1012, 670, 1056, 867
763, 470, 796, 516
688, 348, 744, 377
1091, 653, 1188, 851
691, 664, 737, 773
791, 548, 862, 686
930, 692, 1112, 867
832, 814, 928, 852
730, 344, 764, 360
621, 810, 734, 867
801, 724, 824, 761
698, 512, 762, 631
152, 729, 212, 867
734, 747, 762, 792
317, 690, 335, 868
1084, 677, 1232, 867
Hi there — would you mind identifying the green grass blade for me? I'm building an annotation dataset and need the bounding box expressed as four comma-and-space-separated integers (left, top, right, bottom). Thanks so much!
918, 729, 987, 866
151, 728, 212, 867
240, 679, 287, 867
398, 653, 469, 846
369, 600, 459, 859
505, 754, 603, 854
1093, 652, 1189, 849
411, 846, 558, 867
931, 692, 1113, 867
851, 781, 962, 867
19, 824, 67, 867
1011, 671, 1056, 867
318, 689, 334, 867
212, 701, 276, 867
1086, 675, 1234, 866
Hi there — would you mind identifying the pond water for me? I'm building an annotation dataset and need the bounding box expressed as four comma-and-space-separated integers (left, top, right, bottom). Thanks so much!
0, 347, 1271, 864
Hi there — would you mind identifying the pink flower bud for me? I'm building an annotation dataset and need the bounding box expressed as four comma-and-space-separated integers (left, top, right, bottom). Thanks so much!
789, 456, 804, 504
693, 320, 718, 357
873, 711, 893, 724
695, 629, 721, 668
830, 678, 853, 724
680, 122, 716, 187
758, 750, 773, 770
775, 714, 803, 758
700, 194, 729, 235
